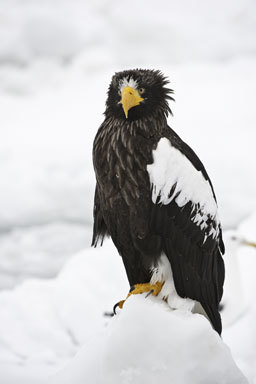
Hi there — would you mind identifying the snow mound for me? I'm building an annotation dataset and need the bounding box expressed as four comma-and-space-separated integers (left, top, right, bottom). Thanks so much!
0, 241, 127, 369
50, 295, 248, 384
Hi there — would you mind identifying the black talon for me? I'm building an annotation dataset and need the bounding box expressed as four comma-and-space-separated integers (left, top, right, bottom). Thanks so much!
113, 302, 120, 315
145, 289, 154, 298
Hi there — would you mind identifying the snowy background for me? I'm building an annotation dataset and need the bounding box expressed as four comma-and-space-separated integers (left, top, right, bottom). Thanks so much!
0, 0, 256, 383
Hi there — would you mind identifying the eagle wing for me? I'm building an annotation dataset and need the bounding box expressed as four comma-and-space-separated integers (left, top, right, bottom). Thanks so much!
147, 134, 225, 334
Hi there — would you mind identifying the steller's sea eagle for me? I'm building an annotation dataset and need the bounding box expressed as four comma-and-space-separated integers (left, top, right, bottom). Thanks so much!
92, 69, 225, 335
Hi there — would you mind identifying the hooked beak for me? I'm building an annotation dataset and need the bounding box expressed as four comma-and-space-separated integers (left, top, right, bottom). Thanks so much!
120, 86, 144, 118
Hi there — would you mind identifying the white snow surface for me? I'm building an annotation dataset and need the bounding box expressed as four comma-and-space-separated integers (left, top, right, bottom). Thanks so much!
49, 296, 247, 384
0, 241, 128, 382
0, 223, 91, 289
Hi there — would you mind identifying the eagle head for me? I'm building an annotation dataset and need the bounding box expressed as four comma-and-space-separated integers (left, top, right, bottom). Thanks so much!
105, 69, 174, 121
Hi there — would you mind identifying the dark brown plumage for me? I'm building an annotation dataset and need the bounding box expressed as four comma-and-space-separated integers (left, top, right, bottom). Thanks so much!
92, 69, 225, 335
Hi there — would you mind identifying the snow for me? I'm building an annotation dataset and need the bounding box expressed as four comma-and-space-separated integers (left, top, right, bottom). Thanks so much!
1, 0, 256, 65
0, 242, 127, 377
49, 296, 248, 384
0, 223, 91, 289
221, 231, 247, 327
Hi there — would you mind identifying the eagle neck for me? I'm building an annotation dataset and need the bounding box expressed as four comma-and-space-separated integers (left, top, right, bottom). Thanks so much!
106, 112, 168, 139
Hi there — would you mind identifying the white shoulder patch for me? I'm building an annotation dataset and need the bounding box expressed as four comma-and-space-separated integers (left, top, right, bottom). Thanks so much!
147, 138, 219, 239
119, 77, 138, 92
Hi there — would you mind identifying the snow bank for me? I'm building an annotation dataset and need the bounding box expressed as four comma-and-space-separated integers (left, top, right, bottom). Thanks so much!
0, 241, 127, 381
49, 295, 248, 384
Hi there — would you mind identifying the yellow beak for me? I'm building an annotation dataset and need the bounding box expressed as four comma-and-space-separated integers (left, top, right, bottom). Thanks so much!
120, 86, 144, 118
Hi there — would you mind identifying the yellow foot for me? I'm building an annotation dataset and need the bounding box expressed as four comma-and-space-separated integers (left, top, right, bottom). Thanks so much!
129, 281, 163, 297
113, 281, 163, 314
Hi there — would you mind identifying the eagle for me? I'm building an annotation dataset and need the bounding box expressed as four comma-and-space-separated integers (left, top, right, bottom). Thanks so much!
92, 69, 225, 335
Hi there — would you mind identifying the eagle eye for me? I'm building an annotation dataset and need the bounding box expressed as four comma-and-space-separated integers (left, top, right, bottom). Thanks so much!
138, 88, 145, 95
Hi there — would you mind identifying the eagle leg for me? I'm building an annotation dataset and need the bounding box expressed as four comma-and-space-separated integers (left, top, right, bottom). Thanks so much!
113, 281, 163, 314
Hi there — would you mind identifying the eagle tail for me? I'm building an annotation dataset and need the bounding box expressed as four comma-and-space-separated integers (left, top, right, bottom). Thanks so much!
91, 187, 109, 247
202, 302, 222, 335
91, 206, 108, 247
